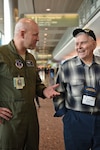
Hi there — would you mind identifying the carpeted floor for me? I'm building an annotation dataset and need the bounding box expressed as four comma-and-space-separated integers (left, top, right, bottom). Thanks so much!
37, 97, 65, 150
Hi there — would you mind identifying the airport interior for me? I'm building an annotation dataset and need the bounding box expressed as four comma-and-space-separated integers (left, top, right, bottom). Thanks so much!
0, 0, 100, 150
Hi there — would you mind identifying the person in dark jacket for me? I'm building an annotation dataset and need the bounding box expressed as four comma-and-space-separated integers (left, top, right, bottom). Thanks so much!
0, 18, 60, 150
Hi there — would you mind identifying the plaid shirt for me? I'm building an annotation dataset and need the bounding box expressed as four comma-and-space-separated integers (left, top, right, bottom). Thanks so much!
53, 56, 100, 117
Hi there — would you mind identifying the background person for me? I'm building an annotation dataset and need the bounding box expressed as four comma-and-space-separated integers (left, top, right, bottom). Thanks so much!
35, 95, 41, 108
0, 18, 60, 150
53, 28, 100, 150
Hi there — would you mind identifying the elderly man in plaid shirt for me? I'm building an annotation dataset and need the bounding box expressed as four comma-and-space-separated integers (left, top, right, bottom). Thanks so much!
53, 28, 100, 150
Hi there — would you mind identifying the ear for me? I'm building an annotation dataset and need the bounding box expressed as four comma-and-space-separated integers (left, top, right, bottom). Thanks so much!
20, 30, 25, 39
94, 41, 97, 49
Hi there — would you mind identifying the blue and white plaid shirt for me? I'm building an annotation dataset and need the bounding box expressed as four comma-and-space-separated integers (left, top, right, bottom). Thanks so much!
53, 56, 100, 117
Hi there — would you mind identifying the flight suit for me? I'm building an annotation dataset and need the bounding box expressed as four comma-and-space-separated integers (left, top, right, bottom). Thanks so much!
0, 40, 46, 150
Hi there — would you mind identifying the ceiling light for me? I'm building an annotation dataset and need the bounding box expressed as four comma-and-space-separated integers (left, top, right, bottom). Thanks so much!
45, 28, 48, 30
46, 8, 51, 12
44, 33, 47, 36
0, 17, 3, 20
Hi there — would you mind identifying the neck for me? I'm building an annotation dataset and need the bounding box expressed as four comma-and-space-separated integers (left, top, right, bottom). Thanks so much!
82, 57, 93, 65
13, 39, 26, 55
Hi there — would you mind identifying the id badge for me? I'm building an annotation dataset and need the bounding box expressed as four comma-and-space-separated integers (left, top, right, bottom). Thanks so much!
13, 76, 25, 89
82, 87, 96, 107
82, 95, 96, 106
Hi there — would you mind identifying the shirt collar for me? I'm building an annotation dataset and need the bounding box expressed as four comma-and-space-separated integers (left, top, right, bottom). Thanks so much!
8, 40, 28, 56
75, 56, 83, 66
75, 55, 100, 66
8, 40, 18, 54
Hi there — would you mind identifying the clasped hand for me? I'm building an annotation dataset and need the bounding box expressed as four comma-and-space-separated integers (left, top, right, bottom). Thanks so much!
0, 107, 12, 124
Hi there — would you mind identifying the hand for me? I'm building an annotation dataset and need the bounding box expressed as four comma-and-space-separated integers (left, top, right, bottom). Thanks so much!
0, 107, 13, 124
43, 84, 60, 98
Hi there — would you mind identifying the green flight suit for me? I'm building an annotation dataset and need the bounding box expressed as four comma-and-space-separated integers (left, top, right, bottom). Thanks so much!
0, 40, 46, 150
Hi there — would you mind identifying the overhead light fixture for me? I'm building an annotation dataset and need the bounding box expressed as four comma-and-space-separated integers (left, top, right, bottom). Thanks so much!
45, 28, 48, 30
46, 8, 51, 12
44, 33, 47, 36
38, 54, 52, 59
0, 17, 3, 20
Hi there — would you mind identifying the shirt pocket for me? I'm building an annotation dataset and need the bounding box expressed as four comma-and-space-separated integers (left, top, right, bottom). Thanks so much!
69, 79, 84, 97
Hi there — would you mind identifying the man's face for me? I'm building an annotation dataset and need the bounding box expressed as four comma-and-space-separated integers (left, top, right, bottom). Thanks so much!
23, 24, 39, 50
75, 33, 96, 61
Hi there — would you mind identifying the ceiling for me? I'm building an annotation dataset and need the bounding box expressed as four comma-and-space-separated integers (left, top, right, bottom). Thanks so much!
0, 0, 83, 65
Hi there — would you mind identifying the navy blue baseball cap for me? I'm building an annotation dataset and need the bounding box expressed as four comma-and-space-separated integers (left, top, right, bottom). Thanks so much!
73, 28, 96, 41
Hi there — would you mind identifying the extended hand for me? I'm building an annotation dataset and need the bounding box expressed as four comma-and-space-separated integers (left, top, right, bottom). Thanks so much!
43, 84, 60, 98
0, 107, 13, 124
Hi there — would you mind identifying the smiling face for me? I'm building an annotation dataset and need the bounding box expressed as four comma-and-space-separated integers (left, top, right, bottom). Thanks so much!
75, 33, 97, 63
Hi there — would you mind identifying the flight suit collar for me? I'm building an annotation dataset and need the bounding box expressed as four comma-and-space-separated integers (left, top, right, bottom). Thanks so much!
8, 40, 28, 56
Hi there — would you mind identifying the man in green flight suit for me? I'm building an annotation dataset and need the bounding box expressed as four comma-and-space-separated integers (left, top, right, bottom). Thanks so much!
0, 18, 60, 150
